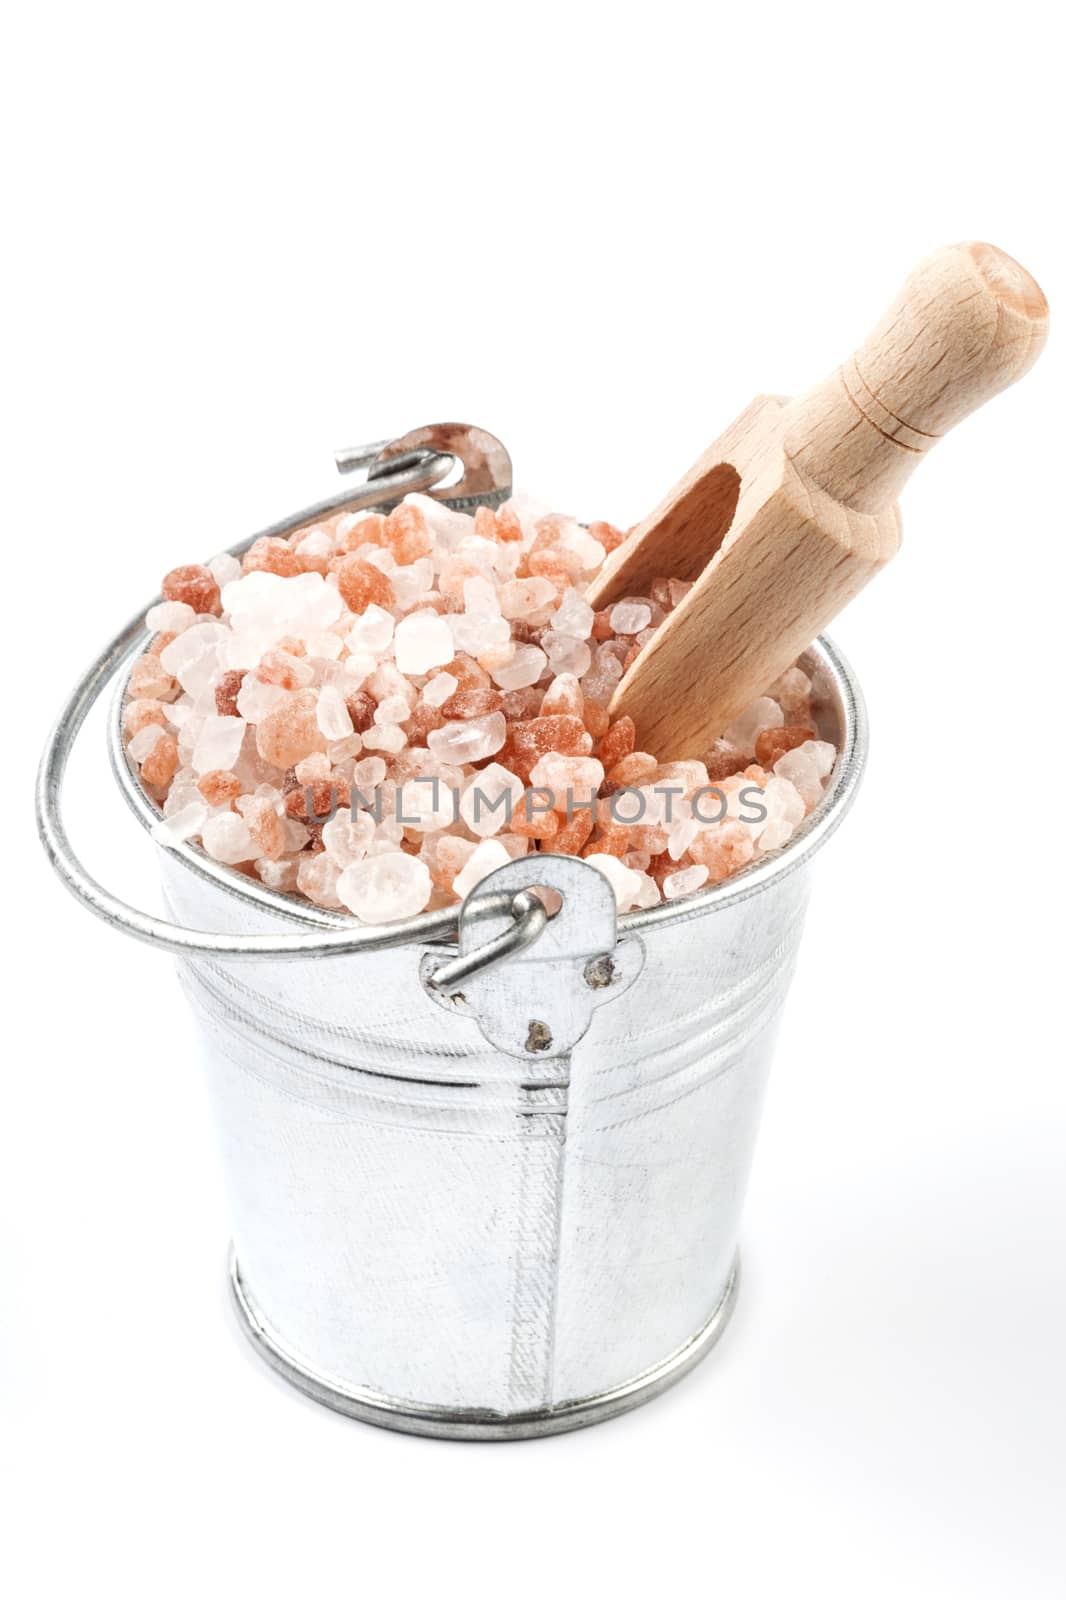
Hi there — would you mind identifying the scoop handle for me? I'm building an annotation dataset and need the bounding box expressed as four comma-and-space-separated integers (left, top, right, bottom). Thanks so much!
783, 242, 1049, 513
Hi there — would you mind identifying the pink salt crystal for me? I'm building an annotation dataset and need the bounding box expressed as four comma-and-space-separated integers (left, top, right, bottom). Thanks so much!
316, 683, 354, 740
139, 734, 180, 788
336, 852, 433, 923
256, 649, 314, 690
346, 603, 395, 656
146, 600, 197, 635
662, 864, 710, 900
609, 600, 652, 635
689, 821, 756, 881
345, 689, 377, 734
255, 688, 327, 768
373, 693, 411, 725
215, 669, 245, 717
584, 853, 642, 911
337, 555, 396, 614
124, 699, 170, 739
427, 712, 507, 765
755, 776, 806, 851
161, 564, 221, 616
452, 839, 511, 899
381, 503, 433, 565
542, 633, 592, 678
394, 609, 455, 675
155, 801, 208, 845
460, 764, 525, 838
128, 655, 178, 702
293, 752, 330, 784
197, 770, 242, 806
202, 813, 257, 864
255, 857, 300, 893
128, 724, 167, 763
238, 795, 286, 859
768, 665, 813, 721
540, 673, 583, 718
773, 741, 835, 809
490, 643, 547, 691
207, 552, 242, 587
498, 577, 556, 619
297, 853, 343, 909
362, 725, 408, 753
431, 835, 478, 892
243, 537, 302, 578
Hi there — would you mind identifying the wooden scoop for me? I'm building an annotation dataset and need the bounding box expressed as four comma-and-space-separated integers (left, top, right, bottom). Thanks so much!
587, 242, 1049, 758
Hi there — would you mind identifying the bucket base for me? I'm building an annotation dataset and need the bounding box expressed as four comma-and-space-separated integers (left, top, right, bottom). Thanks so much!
228, 1249, 740, 1441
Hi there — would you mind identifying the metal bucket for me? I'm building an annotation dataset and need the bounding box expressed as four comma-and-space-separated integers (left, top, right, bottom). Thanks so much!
36, 435, 867, 1439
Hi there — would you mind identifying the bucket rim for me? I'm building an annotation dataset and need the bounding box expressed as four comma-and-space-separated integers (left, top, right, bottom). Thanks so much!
109, 632, 866, 940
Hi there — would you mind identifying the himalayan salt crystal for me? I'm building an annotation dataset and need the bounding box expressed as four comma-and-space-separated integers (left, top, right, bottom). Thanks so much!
291, 526, 335, 574
155, 800, 208, 845
192, 714, 246, 775
352, 756, 387, 790
297, 853, 343, 909
255, 857, 300, 893
321, 808, 376, 867
490, 642, 547, 691
755, 723, 817, 768
304, 629, 344, 661
337, 556, 395, 614
215, 669, 245, 717
553, 588, 595, 640
293, 752, 330, 784
587, 520, 626, 555
207, 552, 242, 587
689, 821, 756, 882
585, 853, 643, 911
768, 665, 813, 722
337, 852, 433, 923
540, 673, 583, 718
337, 511, 385, 552
529, 753, 604, 809
606, 751, 658, 788
257, 649, 314, 690
139, 734, 179, 788
238, 795, 287, 860
345, 688, 377, 734
161, 564, 221, 616
428, 712, 507, 765
704, 743, 750, 782
723, 696, 784, 758
381, 503, 433, 565
128, 724, 167, 763
599, 716, 636, 770
242, 537, 302, 578
756, 776, 806, 851
362, 725, 408, 753
367, 660, 417, 708
316, 683, 354, 740
346, 603, 395, 657
406, 701, 445, 744
511, 715, 592, 774
236, 674, 288, 725
128, 654, 178, 701
430, 835, 478, 892
441, 688, 503, 720
510, 801, 559, 840
667, 816, 700, 861
197, 769, 242, 806
202, 812, 257, 864
124, 699, 169, 738
453, 839, 511, 899
256, 689, 326, 768
147, 600, 197, 635
423, 672, 458, 709
663, 864, 710, 900
773, 740, 835, 809
394, 609, 455, 675
498, 577, 556, 619
544, 810, 594, 856
500, 686, 543, 722
609, 600, 652, 635
460, 764, 525, 838
373, 693, 411, 726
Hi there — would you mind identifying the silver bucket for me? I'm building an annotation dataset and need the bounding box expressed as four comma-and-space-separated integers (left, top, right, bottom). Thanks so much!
36, 440, 866, 1440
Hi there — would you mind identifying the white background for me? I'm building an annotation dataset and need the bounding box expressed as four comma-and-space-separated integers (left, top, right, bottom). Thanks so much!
5, 4, 1064, 1595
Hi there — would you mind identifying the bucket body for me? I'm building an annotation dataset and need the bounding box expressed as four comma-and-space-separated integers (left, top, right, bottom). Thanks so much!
123, 640, 863, 1438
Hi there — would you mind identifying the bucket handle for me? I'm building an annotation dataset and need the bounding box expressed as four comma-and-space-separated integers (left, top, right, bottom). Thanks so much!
35, 430, 552, 963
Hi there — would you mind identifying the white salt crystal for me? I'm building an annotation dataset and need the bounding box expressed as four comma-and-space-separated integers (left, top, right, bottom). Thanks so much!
147, 600, 197, 635
667, 817, 700, 861
342, 652, 377, 689
236, 675, 288, 724
423, 672, 458, 709
321, 808, 375, 867
316, 684, 354, 740
207, 552, 242, 587
453, 839, 511, 899
755, 776, 806, 851
427, 712, 507, 765
722, 696, 784, 758
528, 753, 604, 803
585, 853, 643, 912
328, 734, 363, 762
497, 578, 556, 619
346, 603, 395, 656
352, 757, 387, 791
460, 764, 525, 838
502, 494, 553, 538
128, 724, 167, 762
255, 857, 300, 893
394, 609, 455, 675
632, 872, 661, 909
463, 576, 501, 616
160, 623, 226, 692
374, 694, 411, 726
542, 632, 592, 678
446, 609, 511, 655
362, 724, 408, 753
191, 714, 246, 774
401, 494, 476, 547
152, 800, 208, 845
554, 589, 595, 640
305, 630, 344, 661
201, 813, 256, 864
663, 864, 710, 900
336, 853, 433, 923
609, 601, 652, 635
490, 643, 547, 691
